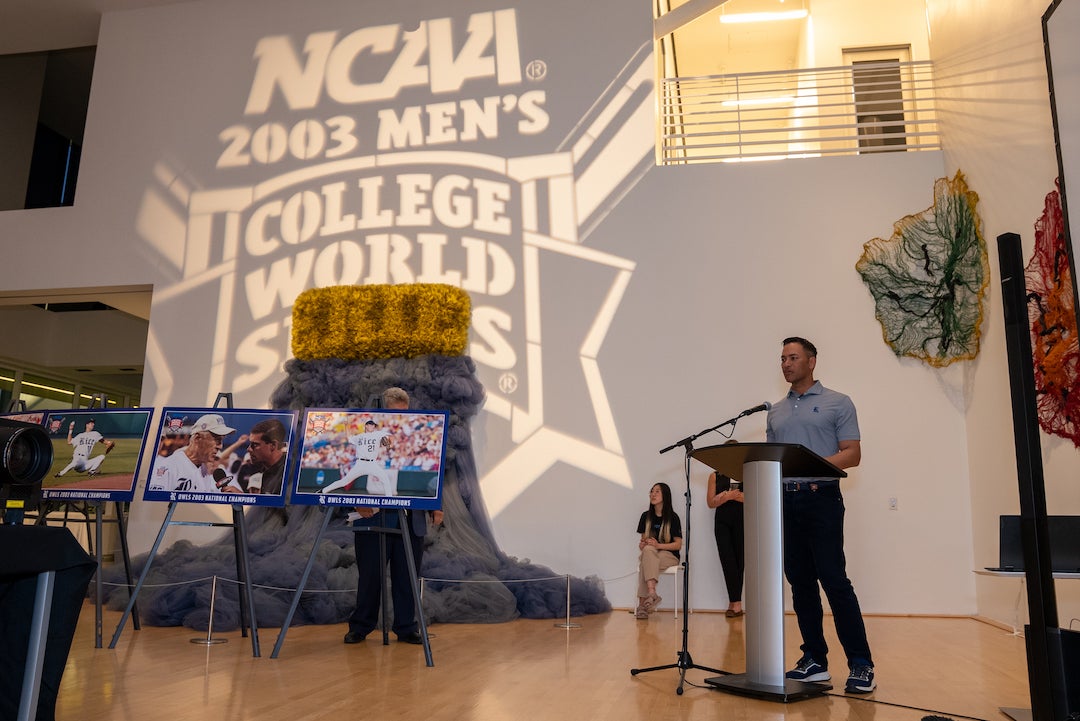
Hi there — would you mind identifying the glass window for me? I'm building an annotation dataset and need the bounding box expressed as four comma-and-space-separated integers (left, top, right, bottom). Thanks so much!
76, 387, 126, 408
0, 367, 16, 412
0, 47, 94, 211
19, 373, 77, 410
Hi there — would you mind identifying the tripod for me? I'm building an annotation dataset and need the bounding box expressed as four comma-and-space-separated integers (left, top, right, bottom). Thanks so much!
630, 434, 728, 694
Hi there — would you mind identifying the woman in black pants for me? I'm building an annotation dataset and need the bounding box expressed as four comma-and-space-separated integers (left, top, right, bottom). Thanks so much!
707, 470, 745, 617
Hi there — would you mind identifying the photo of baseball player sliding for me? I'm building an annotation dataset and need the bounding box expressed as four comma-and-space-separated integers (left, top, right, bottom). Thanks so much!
42, 408, 155, 501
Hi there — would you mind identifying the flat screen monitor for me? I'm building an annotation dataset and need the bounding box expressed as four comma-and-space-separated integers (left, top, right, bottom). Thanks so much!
996, 514, 1080, 573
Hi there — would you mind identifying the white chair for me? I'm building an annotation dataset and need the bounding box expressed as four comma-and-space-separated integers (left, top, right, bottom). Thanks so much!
635, 565, 686, 617
659, 563, 689, 618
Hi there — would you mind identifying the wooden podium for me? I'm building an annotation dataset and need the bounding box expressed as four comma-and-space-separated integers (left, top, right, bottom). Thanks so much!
691, 442, 846, 702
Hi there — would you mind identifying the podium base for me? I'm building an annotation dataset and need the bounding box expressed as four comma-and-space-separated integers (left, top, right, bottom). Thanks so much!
704, 674, 831, 702
1000, 707, 1031, 721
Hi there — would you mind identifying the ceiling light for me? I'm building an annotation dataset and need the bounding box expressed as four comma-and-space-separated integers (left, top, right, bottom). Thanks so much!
721, 152, 821, 163
720, 9, 809, 24
721, 155, 790, 163
721, 95, 795, 107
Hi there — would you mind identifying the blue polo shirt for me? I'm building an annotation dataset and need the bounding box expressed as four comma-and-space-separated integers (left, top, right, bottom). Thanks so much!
766, 380, 860, 481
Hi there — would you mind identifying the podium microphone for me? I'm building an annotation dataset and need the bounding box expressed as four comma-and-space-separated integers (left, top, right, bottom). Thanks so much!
739, 401, 772, 417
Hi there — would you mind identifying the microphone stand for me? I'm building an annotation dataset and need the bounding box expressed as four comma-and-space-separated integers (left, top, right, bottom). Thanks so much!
631, 418, 743, 694
657, 413, 741, 456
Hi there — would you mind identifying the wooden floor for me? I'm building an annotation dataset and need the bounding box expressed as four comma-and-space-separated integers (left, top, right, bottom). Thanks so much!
56, 605, 1031, 721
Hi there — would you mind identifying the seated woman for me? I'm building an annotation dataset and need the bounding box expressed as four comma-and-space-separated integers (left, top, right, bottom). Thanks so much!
635, 482, 683, 619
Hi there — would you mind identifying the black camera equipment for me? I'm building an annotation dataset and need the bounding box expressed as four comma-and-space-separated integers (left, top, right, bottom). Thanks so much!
0, 418, 54, 524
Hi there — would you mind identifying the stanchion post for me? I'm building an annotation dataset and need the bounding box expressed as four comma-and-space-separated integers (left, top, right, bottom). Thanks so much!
554, 575, 581, 629
191, 576, 227, 646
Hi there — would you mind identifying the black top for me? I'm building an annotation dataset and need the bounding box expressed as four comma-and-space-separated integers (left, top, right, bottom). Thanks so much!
713, 473, 744, 525
636, 509, 682, 559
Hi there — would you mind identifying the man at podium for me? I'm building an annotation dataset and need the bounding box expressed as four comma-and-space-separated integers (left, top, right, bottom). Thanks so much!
766, 337, 876, 694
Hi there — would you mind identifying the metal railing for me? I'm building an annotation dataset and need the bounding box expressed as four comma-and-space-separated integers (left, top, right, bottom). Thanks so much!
659, 60, 939, 164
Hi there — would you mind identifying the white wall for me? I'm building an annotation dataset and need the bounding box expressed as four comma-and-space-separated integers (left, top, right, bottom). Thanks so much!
928, 0, 1080, 626
528, 150, 977, 615
808, 0, 932, 66
1, 0, 1067, 623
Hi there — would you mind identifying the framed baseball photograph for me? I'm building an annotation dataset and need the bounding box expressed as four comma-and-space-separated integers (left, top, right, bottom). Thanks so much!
290, 408, 449, 510
41, 408, 155, 502
142, 407, 300, 507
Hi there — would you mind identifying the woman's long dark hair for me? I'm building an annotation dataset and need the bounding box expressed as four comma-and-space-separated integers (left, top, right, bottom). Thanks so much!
645, 482, 677, 544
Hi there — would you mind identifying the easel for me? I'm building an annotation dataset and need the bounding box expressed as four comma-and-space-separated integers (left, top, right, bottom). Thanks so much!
35, 494, 143, 649
109, 393, 262, 656
20, 395, 144, 649
88, 500, 140, 649
271, 506, 432, 666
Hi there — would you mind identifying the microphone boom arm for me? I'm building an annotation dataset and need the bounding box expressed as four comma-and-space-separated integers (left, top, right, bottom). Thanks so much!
658, 417, 737, 455
658, 402, 770, 455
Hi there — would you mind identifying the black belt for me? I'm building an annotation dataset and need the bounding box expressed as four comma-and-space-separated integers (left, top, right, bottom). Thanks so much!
783, 480, 840, 492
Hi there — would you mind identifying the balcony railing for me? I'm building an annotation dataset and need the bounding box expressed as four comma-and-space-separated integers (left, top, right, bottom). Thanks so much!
659, 60, 939, 164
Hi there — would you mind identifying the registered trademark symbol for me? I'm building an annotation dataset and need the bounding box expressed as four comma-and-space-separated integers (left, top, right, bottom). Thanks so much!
499, 373, 519, 394
525, 59, 547, 81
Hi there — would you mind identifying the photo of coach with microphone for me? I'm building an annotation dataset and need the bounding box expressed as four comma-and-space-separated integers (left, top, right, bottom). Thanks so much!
148, 413, 238, 493
144, 409, 297, 506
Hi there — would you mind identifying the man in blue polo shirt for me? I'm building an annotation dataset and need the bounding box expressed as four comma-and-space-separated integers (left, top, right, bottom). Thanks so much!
766, 336, 875, 694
